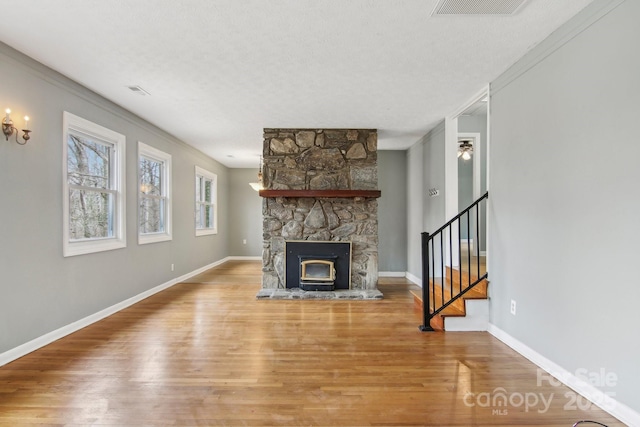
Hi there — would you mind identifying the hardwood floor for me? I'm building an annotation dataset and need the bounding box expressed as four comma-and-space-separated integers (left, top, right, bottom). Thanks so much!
0, 261, 623, 426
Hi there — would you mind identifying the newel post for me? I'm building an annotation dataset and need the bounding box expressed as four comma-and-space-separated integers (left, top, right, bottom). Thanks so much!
419, 232, 434, 331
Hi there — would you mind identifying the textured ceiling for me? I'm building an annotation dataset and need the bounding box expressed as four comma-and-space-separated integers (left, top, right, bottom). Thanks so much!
0, 0, 594, 167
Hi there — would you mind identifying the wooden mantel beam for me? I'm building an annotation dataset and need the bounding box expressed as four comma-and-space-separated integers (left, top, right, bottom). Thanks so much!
258, 189, 381, 198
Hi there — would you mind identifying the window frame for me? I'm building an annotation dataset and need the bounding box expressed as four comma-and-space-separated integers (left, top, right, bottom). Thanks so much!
195, 166, 218, 236
138, 141, 172, 245
62, 112, 126, 257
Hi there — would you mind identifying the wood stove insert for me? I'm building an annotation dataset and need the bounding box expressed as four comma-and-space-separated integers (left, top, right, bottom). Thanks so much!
285, 241, 351, 291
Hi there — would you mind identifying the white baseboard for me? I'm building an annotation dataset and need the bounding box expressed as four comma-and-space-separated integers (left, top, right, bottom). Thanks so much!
378, 271, 406, 277
405, 272, 422, 287
0, 257, 230, 368
226, 256, 261, 261
488, 324, 640, 426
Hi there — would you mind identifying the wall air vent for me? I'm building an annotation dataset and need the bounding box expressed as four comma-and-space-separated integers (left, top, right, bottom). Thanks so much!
432, 0, 529, 15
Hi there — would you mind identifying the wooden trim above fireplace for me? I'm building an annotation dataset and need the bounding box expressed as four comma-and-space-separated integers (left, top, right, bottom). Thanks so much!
258, 189, 381, 198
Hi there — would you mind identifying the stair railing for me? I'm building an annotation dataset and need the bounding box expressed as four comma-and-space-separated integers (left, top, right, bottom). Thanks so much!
420, 192, 489, 331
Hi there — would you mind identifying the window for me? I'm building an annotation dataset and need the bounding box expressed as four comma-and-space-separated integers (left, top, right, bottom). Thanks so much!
195, 166, 217, 236
63, 112, 126, 257
138, 142, 172, 244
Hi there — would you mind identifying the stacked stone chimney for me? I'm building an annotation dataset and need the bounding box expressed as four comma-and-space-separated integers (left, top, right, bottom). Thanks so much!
260, 128, 380, 295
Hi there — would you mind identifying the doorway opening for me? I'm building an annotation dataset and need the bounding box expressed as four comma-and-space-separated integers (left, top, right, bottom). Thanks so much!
444, 87, 489, 268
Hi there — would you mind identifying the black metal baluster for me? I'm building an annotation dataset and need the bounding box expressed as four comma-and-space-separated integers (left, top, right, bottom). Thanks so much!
466, 210, 471, 291
440, 231, 445, 310
449, 225, 453, 300
458, 218, 462, 296
476, 202, 481, 279
431, 237, 435, 314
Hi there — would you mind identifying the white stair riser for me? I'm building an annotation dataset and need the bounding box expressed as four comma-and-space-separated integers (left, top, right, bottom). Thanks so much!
444, 299, 489, 331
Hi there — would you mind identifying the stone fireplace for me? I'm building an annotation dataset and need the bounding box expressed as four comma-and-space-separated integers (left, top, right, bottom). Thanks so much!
256, 128, 382, 299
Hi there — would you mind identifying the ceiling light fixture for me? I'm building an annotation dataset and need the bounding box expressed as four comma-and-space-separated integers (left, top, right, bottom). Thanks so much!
2, 108, 32, 145
458, 139, 473, 160
249, 156, 264, 191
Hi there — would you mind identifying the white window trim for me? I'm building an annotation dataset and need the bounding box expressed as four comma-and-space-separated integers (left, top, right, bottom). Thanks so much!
62, 112, 126, 257
195, 165, 218, 236
138, 141, 172, 245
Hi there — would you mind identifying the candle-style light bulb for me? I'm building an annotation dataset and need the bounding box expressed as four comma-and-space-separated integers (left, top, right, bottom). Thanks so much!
4, 109, 10, 121
24, 116, 30, 130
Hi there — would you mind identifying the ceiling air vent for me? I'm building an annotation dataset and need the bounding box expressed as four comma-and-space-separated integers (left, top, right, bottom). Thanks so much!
127, 85, 150, 96
432, 0, 529, 15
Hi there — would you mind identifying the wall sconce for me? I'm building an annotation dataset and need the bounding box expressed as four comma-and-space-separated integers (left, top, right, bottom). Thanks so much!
249, 156, 264, 191
2, 109, 32, 145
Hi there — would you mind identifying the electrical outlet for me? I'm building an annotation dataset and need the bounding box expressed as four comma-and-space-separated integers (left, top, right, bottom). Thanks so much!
171, 263, 175, 272
242, 239, 247, 245
510, 300, 517, 315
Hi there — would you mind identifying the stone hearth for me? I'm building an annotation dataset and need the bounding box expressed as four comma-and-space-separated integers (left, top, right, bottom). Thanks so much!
256, 288, 383, 300
258, 128, 382, 299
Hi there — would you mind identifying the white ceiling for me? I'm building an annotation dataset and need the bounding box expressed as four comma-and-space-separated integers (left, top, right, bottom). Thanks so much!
0, 0, 594, 167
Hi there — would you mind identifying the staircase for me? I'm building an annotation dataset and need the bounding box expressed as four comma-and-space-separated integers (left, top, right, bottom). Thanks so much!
417, 192, 489, 332
412, 258, 489, 331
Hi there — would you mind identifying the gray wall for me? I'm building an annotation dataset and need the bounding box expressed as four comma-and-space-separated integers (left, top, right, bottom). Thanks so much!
457, 157, 473, 225
406, 141, 424, 280
422, 123, 447, 235
406, 122, 446, 280
228, 168, 262, 257
423, 124, 447, 278
378, 151, 407, 272
0, 42, 229, 355
457, 156, 473, 240
489, 0, 639, 413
